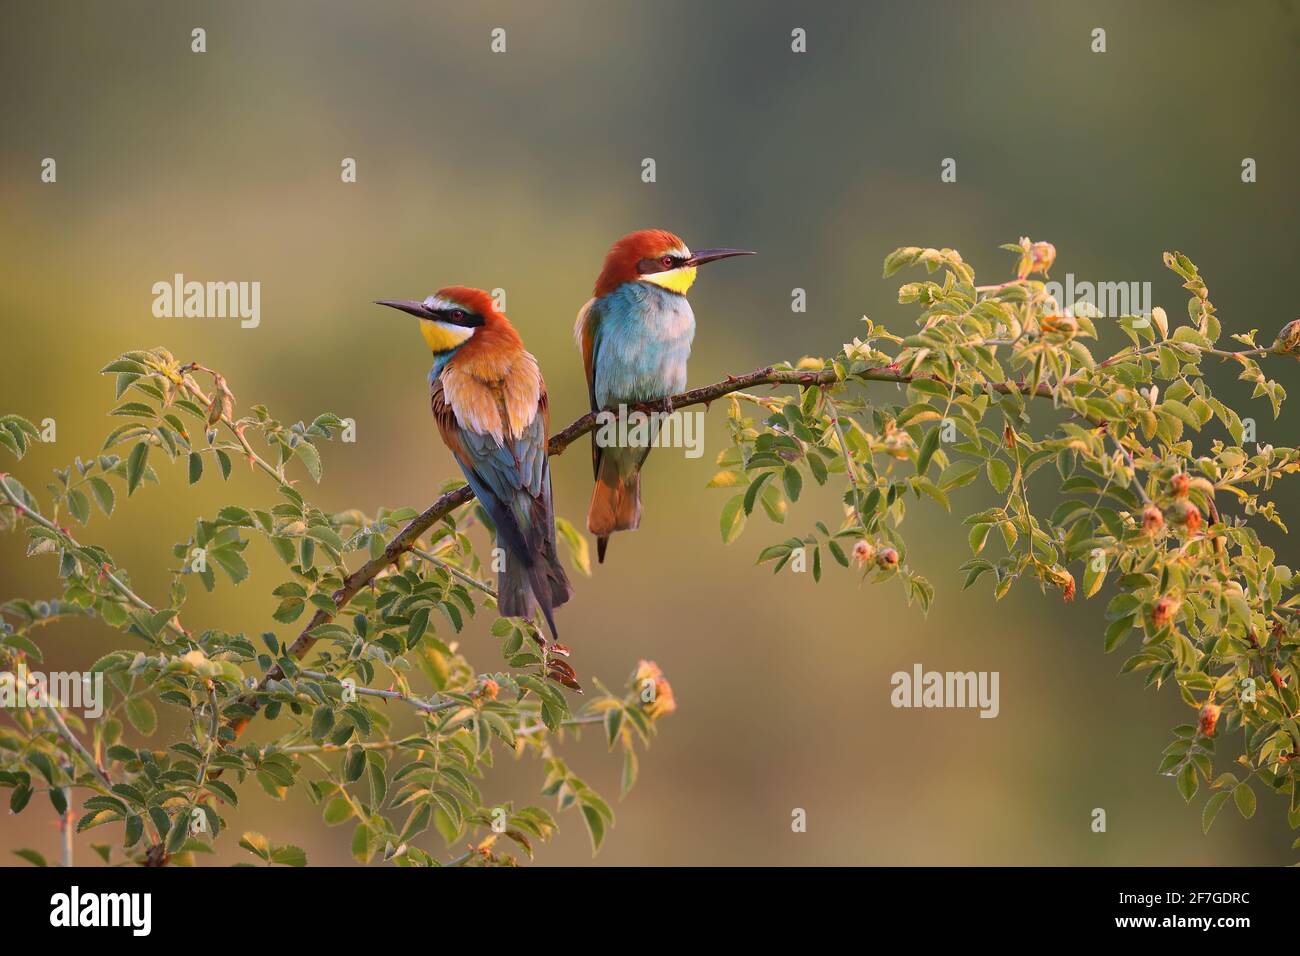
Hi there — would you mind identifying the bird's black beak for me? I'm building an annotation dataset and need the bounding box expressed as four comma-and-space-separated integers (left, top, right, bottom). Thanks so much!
684, 248, 757, 267
374, 299, 432, 319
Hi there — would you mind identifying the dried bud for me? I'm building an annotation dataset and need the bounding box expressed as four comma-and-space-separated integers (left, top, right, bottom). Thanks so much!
1271, 669, 1286, 691
875, 547, 899, 571
1271, 318, 1300, 356
1016, 237, 1056, 279
478, 678, 499, 701
851, 539, 876, 568
1151, 594, 1181, 628
632, 660, 676, 721
1169, 473, 1190, 498
1029, 241, 1056, 276
1045, 564, 1076, 600
1040, 314, 1077, 339
1167, 499, 1201, 534
882, 431, 913, 460
1141, 505, 1165, 534
1198, 702, 1221, 737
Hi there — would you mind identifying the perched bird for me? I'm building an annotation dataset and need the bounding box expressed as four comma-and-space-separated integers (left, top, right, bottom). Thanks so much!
575, 229, 754, 562
377, 287, 571, 639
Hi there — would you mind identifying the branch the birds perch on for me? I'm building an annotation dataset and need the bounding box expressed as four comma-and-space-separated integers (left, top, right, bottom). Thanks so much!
227, 338, 1280, 740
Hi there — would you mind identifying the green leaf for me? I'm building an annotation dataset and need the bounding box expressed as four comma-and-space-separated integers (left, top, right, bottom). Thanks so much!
270, 844, 307, 867
239, 831, 271, 860
916, 426, 940, 476
27, 751, 56, 785
310, 705, 334, 741
1232, 783, 1256, 819
10, 786, 33, 814
210, 547, 249, 585
351, 823, 375, 864
398, 802, 432, 843
367, 756, 387, 808
407, 606, 431, 648
188, 452, 203, 484
1176, 761, 1198, 803
296, 441, 322, 482
111, 402, 156, 419
603, 707, 624, 748
88, 476, 115, 516
124, 698, 157, 735
782, 466, 803, 502
621, 749, 638, 798
986, 459, 1011, 493
322, 796, 353, 826
1201, 790, 1231, 834
125, 442, 149, 495
100, 358, 149, 375
1082, 556, 1106, 599
12, 848, 47, 867
719, 494, 746, 544
67, 489, 90, 525
165, 810, 190, 853
580, 803, 606, 854
343, 745, 366, 783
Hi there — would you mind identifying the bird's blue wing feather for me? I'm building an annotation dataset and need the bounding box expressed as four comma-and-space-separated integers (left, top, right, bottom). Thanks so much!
455, 410, 549, 565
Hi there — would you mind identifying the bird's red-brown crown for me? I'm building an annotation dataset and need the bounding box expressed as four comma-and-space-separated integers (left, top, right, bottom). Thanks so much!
435, 286, 523, 352
593, 229, 688, 297
435, 286, 503, 320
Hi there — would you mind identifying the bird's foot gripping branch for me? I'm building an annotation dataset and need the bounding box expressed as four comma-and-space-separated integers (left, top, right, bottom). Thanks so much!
0, 354, 672, 867
0, 239, 1297, 866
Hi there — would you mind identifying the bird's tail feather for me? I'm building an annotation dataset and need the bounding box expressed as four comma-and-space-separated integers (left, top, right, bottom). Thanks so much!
588, 448, 643, 563
497, 497, 572, 640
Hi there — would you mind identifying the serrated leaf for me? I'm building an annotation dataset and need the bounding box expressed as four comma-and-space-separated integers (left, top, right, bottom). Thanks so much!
239, 831, 271, 859
1201, 790, 1230, 834
1232, 783, 1255, 819
88, 476, 115, 515
125, 442, 149, 495
124, 698, 157, 735
719, 494, 746, 544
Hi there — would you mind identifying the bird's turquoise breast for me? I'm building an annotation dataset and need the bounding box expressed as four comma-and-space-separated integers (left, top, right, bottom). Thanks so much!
593, 282, 695, 407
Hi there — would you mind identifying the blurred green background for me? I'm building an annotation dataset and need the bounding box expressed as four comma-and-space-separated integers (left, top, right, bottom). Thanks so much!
2, 0, 1298, 865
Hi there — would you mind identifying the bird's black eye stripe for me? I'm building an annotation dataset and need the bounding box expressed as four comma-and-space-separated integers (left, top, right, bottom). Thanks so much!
637, 256, 680, 275
434, 308, 483, 327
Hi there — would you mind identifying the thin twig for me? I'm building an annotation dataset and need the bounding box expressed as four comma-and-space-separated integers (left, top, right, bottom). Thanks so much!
411, 547, 496, 597
39, 694, 111, 790
0, 475, 188, 641
515, 712, 604, 737
298, 669, 460, 715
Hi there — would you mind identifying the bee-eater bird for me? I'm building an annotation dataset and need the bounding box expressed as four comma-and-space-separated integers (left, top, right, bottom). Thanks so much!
377, 287, 571, 639
574, 229, 754, 562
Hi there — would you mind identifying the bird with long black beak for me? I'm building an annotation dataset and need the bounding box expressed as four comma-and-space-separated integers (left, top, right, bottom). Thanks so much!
377, 288, 571, 641
574, 229, 755, 562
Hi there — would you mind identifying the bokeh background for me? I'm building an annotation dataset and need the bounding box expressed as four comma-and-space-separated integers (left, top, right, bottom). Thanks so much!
2, 0, 1298, 865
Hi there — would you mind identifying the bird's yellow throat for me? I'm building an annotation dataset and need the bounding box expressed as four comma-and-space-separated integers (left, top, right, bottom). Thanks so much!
643, 265, 697, 295
420, 319, 475, 353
